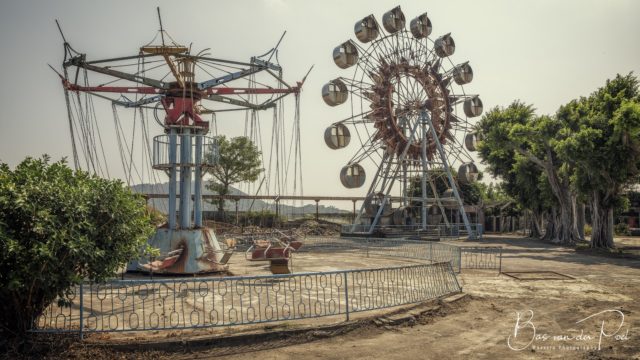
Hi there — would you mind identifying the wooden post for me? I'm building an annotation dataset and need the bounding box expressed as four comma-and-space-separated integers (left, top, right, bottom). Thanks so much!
315, 199, 320, 221
235, 199, 239, 225
352, 200, 357, 223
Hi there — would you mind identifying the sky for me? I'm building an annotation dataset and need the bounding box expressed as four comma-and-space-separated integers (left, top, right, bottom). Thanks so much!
0, 0, 639, 210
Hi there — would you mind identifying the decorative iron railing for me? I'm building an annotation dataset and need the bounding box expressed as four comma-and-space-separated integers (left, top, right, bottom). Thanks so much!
339, 223, 484, 239
33, 262, 459, 335
302, 236, 463, 270
459, 246, 502, 272
32, 236, 500, 336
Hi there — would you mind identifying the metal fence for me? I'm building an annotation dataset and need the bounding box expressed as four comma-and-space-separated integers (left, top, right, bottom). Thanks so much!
459, 246, 503, 272
301, 237, 503, 273
308, 237, 502, 272
302, 236, 462, 270
32, 236, 501, 336
340, 223, 484, 239
33, 262, 460, 335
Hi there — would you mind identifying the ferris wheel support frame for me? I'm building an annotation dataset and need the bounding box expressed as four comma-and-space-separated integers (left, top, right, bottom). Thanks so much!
422, 110, 473, 237
356, 115, 421, 233
352, 110, 473, 239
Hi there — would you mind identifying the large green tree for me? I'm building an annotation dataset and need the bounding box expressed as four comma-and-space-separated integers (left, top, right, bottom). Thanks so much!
206, 136, 262, 214
477, 102, 582, 244
478, 75, 640, 248
408, 168, 484, 206
555, 74, 640, 248
0, 156, 155, 335
404, 169, 484, 228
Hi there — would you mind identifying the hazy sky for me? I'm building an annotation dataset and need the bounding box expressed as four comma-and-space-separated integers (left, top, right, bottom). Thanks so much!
1, 0, 639, 209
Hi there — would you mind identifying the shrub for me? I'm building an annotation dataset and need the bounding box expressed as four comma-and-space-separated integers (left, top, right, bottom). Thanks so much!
614, 222, 630, 236
0, 156, 155, 335
584, 224, 592, 236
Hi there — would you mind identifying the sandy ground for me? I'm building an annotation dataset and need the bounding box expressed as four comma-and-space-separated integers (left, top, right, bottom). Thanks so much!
205, 236, 640, 360
20, 236, 640, 360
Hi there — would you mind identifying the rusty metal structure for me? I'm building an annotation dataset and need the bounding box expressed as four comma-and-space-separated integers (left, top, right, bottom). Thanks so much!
242, 231, 303, 274
55, 8, 305, 274
323, 6, 483, 238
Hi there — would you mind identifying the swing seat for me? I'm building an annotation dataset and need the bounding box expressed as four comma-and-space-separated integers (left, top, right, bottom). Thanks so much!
269, 259, 291, 274
250, 247, 291, 261
208, 250, 234, 265
138, 247, 184, 272
288, 241, 303, 251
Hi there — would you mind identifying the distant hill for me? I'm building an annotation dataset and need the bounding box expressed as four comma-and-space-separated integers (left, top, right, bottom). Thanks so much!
131, 182, 349, 215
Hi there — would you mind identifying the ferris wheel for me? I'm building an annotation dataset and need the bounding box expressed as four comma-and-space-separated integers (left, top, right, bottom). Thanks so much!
322, 6, 483, 237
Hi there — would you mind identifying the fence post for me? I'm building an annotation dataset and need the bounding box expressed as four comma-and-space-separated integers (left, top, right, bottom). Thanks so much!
447, 262, 463, 292
79, 283, 84, 340
343, 272, 350, 321
366, 237, 369, 258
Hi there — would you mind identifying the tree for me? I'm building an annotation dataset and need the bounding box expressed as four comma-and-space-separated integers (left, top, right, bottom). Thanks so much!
0, 156, 155, 335
484, 182, 513, 203
408, 168, 484, 206
477, 101, 582, 244
206, 136, 262, 215
555, 74, 640, 248
478, 75, 640, 248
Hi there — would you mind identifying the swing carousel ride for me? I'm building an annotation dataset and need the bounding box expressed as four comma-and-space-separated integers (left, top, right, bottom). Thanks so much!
54, 8, 308, 274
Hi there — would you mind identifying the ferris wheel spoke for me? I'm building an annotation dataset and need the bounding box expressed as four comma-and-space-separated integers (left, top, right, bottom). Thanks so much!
354, 55, 382, 79
347, 136, 382, 163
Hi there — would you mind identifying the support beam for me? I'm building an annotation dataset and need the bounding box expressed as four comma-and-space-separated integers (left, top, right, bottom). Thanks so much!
366, 118, 423, 233
179, 128, 192, 229
65, 60, 167, 89
352, 200, 357, 223
194, 132, 203, 228
168, 128, 177, 230
162, 54, 185, 89
421, 113, 428, 230
421, 110, 474, 239
235, 199, 239, 225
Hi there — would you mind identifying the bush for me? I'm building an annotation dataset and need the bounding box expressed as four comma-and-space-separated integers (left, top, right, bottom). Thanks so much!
614, 222, 630, 236
0, 156, 155, 335
146, 205, 167, 226
584, 224, 592, 236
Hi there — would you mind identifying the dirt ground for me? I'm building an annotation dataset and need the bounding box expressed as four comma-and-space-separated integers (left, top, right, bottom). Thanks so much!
181, 236, 640, 360
192, 237, 640, 360
13, 235, 640, 360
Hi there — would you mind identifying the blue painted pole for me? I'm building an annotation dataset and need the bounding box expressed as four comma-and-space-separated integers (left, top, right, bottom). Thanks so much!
168, 128, 177, 230
194, 132, 203, 228
180, 128, 192, 229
